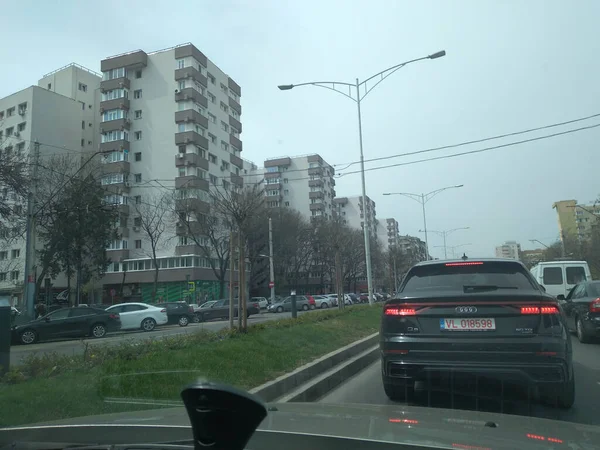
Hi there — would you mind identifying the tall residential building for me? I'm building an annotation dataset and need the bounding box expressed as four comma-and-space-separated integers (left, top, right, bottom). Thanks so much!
553, 199, 600, 242
495, 240, 521, 259
263, 154, 336, 221
97, 43, 245, 302
333, 195, 378, 240
0, 64, 102, 303
397, 235, 427, 261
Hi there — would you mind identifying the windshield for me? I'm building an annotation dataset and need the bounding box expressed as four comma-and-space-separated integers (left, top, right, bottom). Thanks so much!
3, 2, 600, 448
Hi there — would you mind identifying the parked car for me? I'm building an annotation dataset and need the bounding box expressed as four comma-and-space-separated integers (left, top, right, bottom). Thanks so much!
251, 297, 268, 309
196, 299, 259, 322
267, 295, 315, 313
381, 258, 574, 408
12, 307, 121, 345
560, 280, 600, 343
155, 301, 196, 327
530, 260, 591, 299
312, 295, 331, 309
105, 302, 168, 332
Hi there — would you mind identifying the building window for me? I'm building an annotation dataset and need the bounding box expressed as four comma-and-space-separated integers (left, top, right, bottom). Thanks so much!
221, 141, 229, 151
101, 173, 125, 185
102, 109, 127, 122
220, 83, 228, 94
6, 107, 14, 117
177, 59, 185, 69
135, 152, 142, 161
134, 131, 142, 140
11, 249, 20, 259
220, 121, 229, 132
134, 89, 142, 99
103, 67, 126, 80
135, 196, 141, 205
78, 82, 87, 92
101, 130, 128, 143
208, 133, 216, 144
134, 173, 142, 183
209, 153, 217, 164
47, 83, 51, 90
81, 138, 85, 147
11, 271, 19, 281
134, 217, 142, 227
135, 240, 142, 249
207, 92, 216, 103
220, 102, 229, 113
135, 70, 142, 79
17, 122, 25, 132
208, 113, 216, 124
104, 151, 128, 163
178, 80, 186, 91
134, 110, 142, 119
210, 174, 218, 185
102, 89, 128, 101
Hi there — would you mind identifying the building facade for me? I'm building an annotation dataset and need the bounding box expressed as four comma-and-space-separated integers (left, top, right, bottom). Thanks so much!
397, 235, 427, 261
553, 199, 600, 243
495, 240, 521, 259
263, 154, 336, 221
0, 64, 102, 305
97, 43, 245, 302
333, 195, 378, 240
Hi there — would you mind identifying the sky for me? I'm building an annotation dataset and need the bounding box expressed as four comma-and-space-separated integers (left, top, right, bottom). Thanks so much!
2, 0, 599, 259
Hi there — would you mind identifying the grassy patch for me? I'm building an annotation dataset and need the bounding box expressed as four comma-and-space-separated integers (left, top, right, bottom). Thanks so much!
0, 306, 381, 427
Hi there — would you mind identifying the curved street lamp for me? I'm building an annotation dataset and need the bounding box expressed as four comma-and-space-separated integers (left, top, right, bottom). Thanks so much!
278, 50, 446, 304
421, 227, 470, 259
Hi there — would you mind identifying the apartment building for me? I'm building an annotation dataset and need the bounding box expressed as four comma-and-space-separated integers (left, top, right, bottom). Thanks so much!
383, 218, 400, 249
553, 199, 599, 242
0, 64, 101, 304
495, 240, 521, 259
397, 235, 427, 260
333, 195, 378, 240
97, 43, 244, 302
263, 154, 336, 221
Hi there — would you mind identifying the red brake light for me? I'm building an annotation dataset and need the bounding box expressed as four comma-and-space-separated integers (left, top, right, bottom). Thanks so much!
385, 307, 416, 316
389, 418, 419, 424
445, 262, 484, 266
520, 305, 559, 314
109, 313, 120, 320
160, 308, 167, 313
590, 298, 600, 313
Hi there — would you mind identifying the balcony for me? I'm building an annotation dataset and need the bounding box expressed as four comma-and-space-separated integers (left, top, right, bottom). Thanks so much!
103, 181, 131, 194
175, 109, 209, 129
228, 96, 241, 115
102, 160, 130, 175
265, 182, 281, 190
175, 88, 208, 108
175, 175, 209, 191
310, 203, 324, 211
333, 197, 348, 205
175, 153, 209, 170
230, 153, 243, 169
307, 154, 323, 164
100, 77, 130, 92
229, 134, 243, 151
230, 173, 243, 187
228, 77, 241, 97
100, 118, 131, 133
309, 191, 324, 199
264, 172, 280, 180
115, 204, 130, 215
107, 249, 130, 262
308, 179, 323, 187
176, 221, 203, 236
308, 167, 323, 176
101, 50, 148, 71
264, 157, 290, 168
117, 226, 129, 238
175, 44, 207, 67
229, 115, 242, 133
174, 66, 208, 88
175, 131, 209, 150
100, 138, 129, 152
175, 197, 210, 214
100, 97, 130, 112
175, 244, 206, 256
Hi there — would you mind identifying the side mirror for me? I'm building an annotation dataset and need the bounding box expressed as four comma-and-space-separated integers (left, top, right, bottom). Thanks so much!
44, 316, 51, 322
556, 294, 565, 301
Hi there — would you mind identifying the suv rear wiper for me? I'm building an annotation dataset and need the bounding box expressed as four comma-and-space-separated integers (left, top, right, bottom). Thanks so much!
463, 285, 519, 292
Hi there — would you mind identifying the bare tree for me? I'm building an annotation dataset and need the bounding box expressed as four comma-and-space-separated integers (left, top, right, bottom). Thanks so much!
0, 134, 29, 220
134, 192, 174, 303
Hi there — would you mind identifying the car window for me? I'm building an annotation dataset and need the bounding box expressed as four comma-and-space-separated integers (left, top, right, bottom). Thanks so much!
402, 261, 536, 294
543, 267, 563, 285
69, 308, 95, 318
48, 309, 71, 320
570, 285, 584, 299
588, 282, 600, 297
124, 304, 147, 312
566, 266, 587, 285
107, 305, 124, 313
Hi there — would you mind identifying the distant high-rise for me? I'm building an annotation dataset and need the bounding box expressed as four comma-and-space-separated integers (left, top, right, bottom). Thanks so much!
333, 195, 378, 240
495, 241, 521, 259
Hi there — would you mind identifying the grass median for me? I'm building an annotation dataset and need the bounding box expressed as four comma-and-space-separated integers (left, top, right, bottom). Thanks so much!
0, 305, 381, 427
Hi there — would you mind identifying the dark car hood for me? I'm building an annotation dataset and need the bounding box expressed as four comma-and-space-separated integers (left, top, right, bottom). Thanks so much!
5, 401, 600, 449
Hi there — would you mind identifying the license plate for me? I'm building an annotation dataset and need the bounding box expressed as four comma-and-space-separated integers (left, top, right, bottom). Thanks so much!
440, 318, 496, 331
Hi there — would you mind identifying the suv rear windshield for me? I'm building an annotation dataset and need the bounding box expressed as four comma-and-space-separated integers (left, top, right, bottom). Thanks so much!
402, 261, 536, 293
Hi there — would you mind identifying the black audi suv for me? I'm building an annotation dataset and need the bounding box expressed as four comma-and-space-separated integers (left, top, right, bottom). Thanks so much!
380, 258, 574, 408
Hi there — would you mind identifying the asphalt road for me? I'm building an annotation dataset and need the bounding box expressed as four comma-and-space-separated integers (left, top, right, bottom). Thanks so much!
320, 337, 600, 426
9, 311, 302, 366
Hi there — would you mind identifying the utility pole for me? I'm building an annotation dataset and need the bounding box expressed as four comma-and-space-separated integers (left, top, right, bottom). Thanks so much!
23, 141, 40, 318
268, 217, 275, 305
335, 248, 343, 310
229, 230, 235, 330
421, 193, 429, 260
239, 232, 247, 331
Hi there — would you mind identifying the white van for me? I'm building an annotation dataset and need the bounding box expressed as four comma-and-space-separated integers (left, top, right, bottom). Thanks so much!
530, 260, 592, 299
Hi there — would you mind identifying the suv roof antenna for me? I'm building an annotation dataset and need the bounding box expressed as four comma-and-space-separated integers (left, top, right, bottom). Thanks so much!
461, 253, 468, 261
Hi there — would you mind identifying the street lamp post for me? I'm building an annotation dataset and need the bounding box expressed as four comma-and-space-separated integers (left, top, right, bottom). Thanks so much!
278, 50, 446, 304
434, 243, 472, 259
421, 227, 470, 259
383, 185, 463, 260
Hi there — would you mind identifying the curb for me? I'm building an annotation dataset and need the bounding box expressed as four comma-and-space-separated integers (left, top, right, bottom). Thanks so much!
250, 332, 379, 402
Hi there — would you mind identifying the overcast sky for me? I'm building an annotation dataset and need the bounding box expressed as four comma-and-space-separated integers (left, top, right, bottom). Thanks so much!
2, 0, 599, 259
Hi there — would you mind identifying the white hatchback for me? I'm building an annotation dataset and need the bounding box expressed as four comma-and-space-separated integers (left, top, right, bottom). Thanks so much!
105, 302, 168, 332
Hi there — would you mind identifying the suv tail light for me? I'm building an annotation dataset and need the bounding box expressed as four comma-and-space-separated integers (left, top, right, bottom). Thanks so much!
590, 298, 600, 313
520, 305, 559, 315
385, 307, 416, 316
109, 313, 120, 320
188, 305, 194, 313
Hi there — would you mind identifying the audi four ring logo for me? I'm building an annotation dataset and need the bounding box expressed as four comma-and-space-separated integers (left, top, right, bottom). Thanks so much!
455, 306, 477, 313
